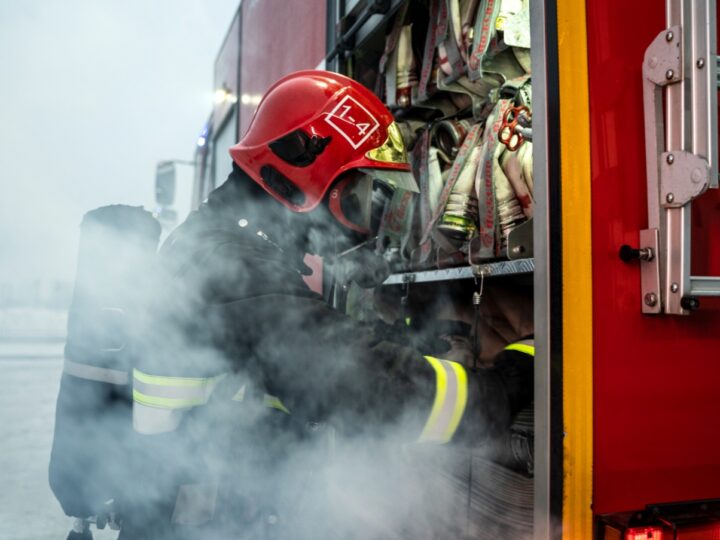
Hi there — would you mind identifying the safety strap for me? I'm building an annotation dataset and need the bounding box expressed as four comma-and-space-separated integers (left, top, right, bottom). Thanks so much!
411, 130, 435, 264
435, 142, 483, 244
394, 24, 417, 106
493, 134, 525, 247
492, 75, 533, 226
437, 74, 498, 121
467, 0, 502, 80
420, 122, 483, 246
504, 339, 535, 356
461, 0, 481, 58
410, 125, 476, 265
518, 141, 533, 197
417, 0, 442, 101
63, 358, 129, 385
377, 187, 417, 261
376, 1, 411, 103
475, 98, 512, 258
437, 0, 466, 82
418, 356, 468, 444
132, 369, 226, 434
501, 149, 534, 218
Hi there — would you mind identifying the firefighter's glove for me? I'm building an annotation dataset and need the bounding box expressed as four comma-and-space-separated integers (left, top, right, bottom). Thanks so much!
66, 519, 93, 540
466, 351, 533, 443
494, 350, 534, 418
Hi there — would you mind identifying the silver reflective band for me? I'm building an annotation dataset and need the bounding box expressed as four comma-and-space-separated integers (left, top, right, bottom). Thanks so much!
418, 357, 468, 444
132, 370, 226, 434
133, 402, 186, 435
63, 359, 129, 385
133, 377, 218, 402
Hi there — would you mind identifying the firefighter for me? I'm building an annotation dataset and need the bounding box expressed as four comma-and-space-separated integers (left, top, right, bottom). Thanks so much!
127, 70, 533, 539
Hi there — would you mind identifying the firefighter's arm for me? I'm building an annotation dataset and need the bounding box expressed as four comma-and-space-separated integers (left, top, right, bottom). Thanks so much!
187, 293, 533, 445
417, 340, 534, 445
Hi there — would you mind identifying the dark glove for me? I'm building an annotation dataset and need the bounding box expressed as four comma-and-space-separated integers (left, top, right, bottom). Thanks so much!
493, 348, 534, 418
462, 348, 534, 444
66, 531, 93, 540
66, 519, 93, 540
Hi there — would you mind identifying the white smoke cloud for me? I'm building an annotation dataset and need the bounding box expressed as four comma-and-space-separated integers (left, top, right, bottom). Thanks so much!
0, 0, 238, 285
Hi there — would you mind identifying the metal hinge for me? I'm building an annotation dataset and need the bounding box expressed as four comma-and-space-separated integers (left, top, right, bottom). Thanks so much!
636, 0, 718, 315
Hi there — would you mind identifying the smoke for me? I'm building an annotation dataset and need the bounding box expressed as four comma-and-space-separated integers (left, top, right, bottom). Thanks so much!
0, 0, 238, 287
47, 165, 535, 540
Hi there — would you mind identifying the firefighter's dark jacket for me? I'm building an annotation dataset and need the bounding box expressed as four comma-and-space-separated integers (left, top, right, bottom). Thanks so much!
138, 167, 533, 444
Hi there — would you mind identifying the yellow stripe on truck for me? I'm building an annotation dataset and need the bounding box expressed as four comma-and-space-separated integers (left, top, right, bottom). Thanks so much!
557, 0, 594, 535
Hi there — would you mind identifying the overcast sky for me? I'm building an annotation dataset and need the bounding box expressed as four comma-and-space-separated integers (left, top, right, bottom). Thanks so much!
0, 0, 239, 283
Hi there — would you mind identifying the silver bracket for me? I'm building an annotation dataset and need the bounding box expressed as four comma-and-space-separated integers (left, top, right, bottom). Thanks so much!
640, 228, 661, 314
507, 218, 534, 260
643, 26, 682, 86
660, 151, 710, 208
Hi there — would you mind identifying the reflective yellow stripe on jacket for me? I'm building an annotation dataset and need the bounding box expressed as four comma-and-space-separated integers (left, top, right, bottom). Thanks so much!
230, 384, 290, 414
418, 356, 468, 444
132, 369, 226, 434
505, 339, 535, 357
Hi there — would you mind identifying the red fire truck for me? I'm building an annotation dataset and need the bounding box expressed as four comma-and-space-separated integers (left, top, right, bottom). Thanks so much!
160, 0, 720, 538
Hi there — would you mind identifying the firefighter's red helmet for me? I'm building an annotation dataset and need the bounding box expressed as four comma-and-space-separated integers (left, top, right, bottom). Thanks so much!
229, 70, 415, 214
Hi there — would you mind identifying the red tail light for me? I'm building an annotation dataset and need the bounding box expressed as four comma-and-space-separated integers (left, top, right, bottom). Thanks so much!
601, 501, 720, 540
620, 523, 720, 539
626, 527, 665, 540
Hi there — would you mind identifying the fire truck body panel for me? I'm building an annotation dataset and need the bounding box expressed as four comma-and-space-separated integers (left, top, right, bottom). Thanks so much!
238, 0, 327, 138
587, 0, 720, 515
